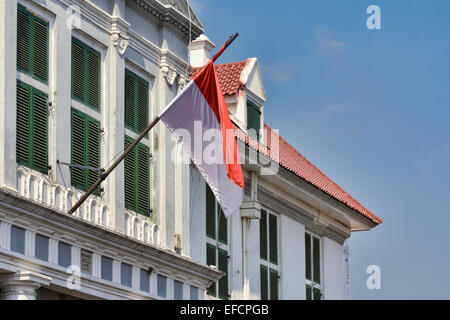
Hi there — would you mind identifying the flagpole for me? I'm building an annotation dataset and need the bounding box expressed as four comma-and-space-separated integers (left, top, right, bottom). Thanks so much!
68, 33, 240, 215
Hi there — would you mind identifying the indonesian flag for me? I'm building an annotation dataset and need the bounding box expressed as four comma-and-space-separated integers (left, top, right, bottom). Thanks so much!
159, 60, 244, 217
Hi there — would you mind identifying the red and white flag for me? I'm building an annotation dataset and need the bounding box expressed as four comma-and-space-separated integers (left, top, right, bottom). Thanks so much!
159, 60, 244, 217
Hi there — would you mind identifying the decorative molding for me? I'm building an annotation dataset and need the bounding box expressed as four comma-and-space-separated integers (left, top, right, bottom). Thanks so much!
111, 31, 130, 56
160, 64, 178, 86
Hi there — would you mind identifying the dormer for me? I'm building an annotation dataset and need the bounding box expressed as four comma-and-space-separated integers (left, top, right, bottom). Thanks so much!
189, 36, 267, 142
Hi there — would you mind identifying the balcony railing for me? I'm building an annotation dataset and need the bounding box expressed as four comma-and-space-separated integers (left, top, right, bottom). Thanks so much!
16, 166, 159, 247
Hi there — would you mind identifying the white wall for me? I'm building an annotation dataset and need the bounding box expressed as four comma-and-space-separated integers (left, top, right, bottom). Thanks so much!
280, 215, 306, 299
322, 237, 344, 300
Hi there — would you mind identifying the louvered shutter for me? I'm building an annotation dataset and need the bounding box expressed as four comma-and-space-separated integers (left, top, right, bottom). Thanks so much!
218, 248, 228, 300
260, 209, 267, 260
137, 144, 150, 215
87, 117, 100, 194
205, 185, 216, 239
32, 89, 48, 173
260, 265, 268, 300
269, 268, 278, 300
305, 233, 312, 280
136, 81, 149, 134
313, 288, 321, 300
71, 110, 86, 189
16, 82, 30, 165
124, 137, 135, 210
218, 208, 227, 244
247, 102, 260, 141
313, 237, 321, 284
72, 40, 85, 102
87, 50, 101, 109
206, 244, 216, 296
268, 213, 278, 265
32, 17, 48, 82
17, 6, 31, 73
124, 73, 135, 129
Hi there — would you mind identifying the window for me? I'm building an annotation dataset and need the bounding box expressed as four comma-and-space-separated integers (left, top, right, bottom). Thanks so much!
190, 286, 199, 300
80, 249, 92, 275
140, 269, 150, 293
16, 81, 48, 174
35, 234, 49, 262
71, 109, 101, 194
305, 232, 322, 300
11, 226, 26, 254
174, 280, 183, 300
101, 256, 113, 281
125, 69, 149, 135
121, 263, 132, 288
157, 275, 167, 298
247, 100, 261, 142
58, 242, 71, 268
124, 136, 150, 215
205, 185, 229, 300
17, 4, 49, 83
72, 37, 101, 110
260, 209, 279, 300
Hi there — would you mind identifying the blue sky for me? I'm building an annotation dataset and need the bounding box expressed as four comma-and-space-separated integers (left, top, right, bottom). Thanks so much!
190, 0, 450, 299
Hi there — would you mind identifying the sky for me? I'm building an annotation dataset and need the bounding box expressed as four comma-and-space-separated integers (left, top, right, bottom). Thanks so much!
189, 0, 450, 299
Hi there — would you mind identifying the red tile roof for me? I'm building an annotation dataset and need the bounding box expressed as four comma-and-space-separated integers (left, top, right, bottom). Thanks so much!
191, 60, 382, 225
191, 60, 247, 95
234, 123, 382, 225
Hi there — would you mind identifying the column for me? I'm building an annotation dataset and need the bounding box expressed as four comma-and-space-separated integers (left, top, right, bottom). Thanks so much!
0, 221, 11, 250
92, 253, 101, 278
48, 239, 58, 264
0, 271, 51, 300
112, 260, 121, 284
105, 0, 128, 233
25, 230, 36, 257
0, 0, 18, 190
132, 266, 140, 290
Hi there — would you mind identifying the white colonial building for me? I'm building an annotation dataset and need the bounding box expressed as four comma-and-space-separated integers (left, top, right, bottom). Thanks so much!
0, 0, 382, 300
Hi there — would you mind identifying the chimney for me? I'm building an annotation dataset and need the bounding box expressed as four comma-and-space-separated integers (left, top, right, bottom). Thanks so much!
189, 34, 216, 68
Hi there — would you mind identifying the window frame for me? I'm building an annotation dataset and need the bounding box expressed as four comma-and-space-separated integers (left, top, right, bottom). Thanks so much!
205, 185, 230, 300
16, 80, 49, 174
246, 100, 261, 142
17, 3, 49, 84
259, 208, 280, 300
71, 37, 102, 111
305, 231, 323, 300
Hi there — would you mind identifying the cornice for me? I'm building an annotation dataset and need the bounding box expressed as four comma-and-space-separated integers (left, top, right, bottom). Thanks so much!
129, 0, 204, 42
0, 188, 223, 287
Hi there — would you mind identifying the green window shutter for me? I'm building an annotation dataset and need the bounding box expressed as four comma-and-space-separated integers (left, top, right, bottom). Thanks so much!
305, 233, 312, 281
136, 144, 150, 215
87, 51, 101, 109
87, 117, 101, 194
306, 285, 312, 300
124, 73, 135, 129
218, 208, 227, 244
72, 40, 85, 102
247, 101, 260, 142
313, 237, 321, 284
269, 269, 279, 300
313, 287, 322, 300
17, 5, 31, 73
136, 81, 149, 134
32, 17, 49, 82
71, 110, 86, 189
260, 209, 267, 260
260, 265, 268, 300
16, 82, 30, 165
124, 137, 135, 210
205, 185, 216, 240
31, 88, 48, 173
268, 213, 278, 265
206, 244, 216, 297
218, 248, 228, 300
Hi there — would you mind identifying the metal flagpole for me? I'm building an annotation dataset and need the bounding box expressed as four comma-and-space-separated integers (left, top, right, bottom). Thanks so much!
68, 33, 240, 215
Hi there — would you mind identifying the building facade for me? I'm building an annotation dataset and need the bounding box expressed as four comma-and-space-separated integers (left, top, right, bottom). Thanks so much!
0, 0, 382, 300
